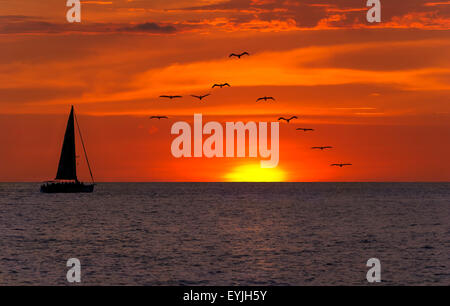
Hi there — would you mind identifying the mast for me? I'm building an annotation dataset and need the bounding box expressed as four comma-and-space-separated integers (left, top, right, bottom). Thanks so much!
55, 106, 77, 181
74, 110, 95, 184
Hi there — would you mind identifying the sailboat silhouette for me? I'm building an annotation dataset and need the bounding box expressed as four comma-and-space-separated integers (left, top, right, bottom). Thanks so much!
40, 106, 95, 193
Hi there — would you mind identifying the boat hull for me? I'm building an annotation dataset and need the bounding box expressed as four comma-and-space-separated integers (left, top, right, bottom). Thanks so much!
40, 182, 95, 193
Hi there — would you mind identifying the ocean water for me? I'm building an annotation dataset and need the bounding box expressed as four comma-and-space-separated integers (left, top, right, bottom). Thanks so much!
0, 182, 448, 286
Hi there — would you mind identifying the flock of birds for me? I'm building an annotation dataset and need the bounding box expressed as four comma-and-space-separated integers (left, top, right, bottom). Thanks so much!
150, 51, 353, 169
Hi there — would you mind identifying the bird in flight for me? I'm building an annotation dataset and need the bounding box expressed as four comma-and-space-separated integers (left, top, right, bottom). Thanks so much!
229, 52, 249, 59
212, 83, 231, 88
149, 116, 168, 120
331, 164, 352, 167
278, 116, 298, 123
257, 96, 275, 102
312, 146, 333, 150
160, 95, 182, 99
191, 93, 211, 101
297, 128, 314, 132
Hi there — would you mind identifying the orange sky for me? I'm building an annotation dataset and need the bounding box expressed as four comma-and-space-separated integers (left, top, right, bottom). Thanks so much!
0, 0, 449, 182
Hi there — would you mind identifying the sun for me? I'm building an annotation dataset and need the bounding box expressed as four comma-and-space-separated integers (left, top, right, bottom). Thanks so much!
224, 164, 287, 182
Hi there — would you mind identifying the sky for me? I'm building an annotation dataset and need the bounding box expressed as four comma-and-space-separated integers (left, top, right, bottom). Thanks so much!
0, 0, 449, 182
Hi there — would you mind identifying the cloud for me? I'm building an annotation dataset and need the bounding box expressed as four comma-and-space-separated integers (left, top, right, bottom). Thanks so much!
0, 16, 180, 34
0, 15, 39, 21
2, 0, 450, 35
303, 39, 450, 71
118, 22, 177, 33
2, 0, 450, 36
1, 29, 449, 116
175, 0, 450, 30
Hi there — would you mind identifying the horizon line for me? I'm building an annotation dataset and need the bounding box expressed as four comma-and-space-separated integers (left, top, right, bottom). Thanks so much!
1, 181, 449, 184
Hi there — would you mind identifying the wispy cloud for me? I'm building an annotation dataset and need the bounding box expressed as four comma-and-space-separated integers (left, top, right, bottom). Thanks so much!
1, 0, 449, 35
0, 17, 181, 35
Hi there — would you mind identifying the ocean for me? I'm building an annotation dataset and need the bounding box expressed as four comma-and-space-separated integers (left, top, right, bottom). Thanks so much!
0, 182, 448, 285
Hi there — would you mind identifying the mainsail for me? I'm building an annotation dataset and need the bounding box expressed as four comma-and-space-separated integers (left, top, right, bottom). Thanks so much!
55, 106, 77, 180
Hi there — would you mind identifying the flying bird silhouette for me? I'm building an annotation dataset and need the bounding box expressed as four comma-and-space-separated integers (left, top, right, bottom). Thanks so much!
297, 128, 314, 132
160, 95, 182, 99
312, 146, 333, 150
191, 93, 211, 100
278, 116, 298, 123
229, 52, 249, 59
331, 164, 352, 167
149, 116, 168, 120
257, 96, 275, 102
212, 83, 231, 88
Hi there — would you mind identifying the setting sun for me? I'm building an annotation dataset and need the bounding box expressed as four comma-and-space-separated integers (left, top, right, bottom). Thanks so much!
224, 164, 287, 182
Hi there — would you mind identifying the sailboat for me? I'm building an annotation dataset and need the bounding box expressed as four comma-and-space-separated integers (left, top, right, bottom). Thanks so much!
40, 106, 95, 193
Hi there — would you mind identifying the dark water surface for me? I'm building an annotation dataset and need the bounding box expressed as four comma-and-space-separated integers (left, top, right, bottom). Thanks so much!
0, 183, 449, 285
